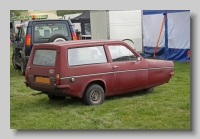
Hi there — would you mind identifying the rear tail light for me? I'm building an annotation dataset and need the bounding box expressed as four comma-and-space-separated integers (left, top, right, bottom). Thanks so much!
72, 32, 77, 40
25, 70, 28, 81
56, 74, 60, 85
26, 34, 31, 46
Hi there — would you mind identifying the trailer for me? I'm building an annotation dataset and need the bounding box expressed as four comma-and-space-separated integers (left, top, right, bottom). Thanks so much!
90, 10, 143, 53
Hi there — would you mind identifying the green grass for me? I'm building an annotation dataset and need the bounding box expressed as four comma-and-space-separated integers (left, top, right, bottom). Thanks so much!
10, 44, 190, 129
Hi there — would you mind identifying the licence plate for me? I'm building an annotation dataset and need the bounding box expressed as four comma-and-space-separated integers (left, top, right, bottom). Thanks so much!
35, 76, 50, 84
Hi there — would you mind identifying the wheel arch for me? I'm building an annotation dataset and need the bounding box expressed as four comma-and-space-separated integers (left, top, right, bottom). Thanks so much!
82, 80, 106, 98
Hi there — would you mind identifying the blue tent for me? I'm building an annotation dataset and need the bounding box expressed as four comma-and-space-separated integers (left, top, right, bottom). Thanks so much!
142, 10, 190, 61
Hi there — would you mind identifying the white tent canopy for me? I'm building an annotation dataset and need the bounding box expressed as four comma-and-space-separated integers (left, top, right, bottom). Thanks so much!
142, 10, 190, 61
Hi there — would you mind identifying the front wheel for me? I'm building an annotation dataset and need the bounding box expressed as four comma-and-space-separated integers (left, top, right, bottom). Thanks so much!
83, 84, 105, 105
12, 53, 20, 69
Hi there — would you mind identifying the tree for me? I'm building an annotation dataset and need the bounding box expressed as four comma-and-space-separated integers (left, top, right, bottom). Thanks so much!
56, 10, 86, 16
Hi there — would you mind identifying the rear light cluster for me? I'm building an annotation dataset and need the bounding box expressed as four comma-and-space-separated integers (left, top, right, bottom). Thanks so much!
26, 34, 31, 46
25, 70, 28, 81
56, 74, 60, 85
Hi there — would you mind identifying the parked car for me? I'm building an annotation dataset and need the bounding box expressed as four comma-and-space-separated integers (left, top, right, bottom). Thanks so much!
12, 19, 77, 76
24, 40, 174, 105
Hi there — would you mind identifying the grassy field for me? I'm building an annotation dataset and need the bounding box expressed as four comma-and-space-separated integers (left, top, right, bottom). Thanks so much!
10, 44, 190, 129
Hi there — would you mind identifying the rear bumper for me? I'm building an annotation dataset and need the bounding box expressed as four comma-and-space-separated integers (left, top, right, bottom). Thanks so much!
24, 81, 81, 98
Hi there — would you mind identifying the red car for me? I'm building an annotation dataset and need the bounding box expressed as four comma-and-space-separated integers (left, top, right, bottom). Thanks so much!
24, 40, 174, 105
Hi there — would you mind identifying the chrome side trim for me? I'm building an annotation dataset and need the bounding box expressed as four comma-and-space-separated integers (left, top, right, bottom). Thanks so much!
148, 67, 174, 70
60, 72, 114, 80
60, 66, 173, 80
28, 75, 55, 79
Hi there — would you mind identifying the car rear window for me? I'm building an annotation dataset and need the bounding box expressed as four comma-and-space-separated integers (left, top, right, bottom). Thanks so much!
68, 46, 107, 66
33, 50, 56, 66
34, 23, 69, 43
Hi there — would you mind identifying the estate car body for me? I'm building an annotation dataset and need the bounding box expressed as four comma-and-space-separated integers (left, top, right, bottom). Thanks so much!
24, 40, 174, 105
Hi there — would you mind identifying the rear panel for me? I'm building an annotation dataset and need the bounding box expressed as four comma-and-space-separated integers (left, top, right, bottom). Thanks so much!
26, 45, 61, 92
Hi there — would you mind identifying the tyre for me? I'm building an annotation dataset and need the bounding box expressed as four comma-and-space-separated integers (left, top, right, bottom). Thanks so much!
48, 94, 66, 100
83, 84, 105, 105
20, 58, 26, 76
48, 34, 69, 42
12, 53, 20, 69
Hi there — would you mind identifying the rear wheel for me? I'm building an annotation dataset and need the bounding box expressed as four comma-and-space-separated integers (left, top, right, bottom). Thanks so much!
83, 84, 105, 105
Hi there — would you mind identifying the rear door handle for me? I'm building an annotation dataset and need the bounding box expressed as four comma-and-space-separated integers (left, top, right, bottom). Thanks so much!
113, 66, 119, 69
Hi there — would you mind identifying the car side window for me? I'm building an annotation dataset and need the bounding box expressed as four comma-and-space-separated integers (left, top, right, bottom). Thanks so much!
68, 46, 107, 66
108, 45, 137, 62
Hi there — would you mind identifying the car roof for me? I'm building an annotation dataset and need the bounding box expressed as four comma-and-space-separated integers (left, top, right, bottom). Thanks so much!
29, 19, 70, 22
33, 40, 125, 48
19, 19, 70, 27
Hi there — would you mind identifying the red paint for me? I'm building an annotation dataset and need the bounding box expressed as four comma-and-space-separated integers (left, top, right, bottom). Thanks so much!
25, 40, 174, 98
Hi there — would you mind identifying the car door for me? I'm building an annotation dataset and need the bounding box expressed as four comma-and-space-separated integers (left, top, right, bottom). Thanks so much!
65, 45, 114, 96
107, 44, 148, 93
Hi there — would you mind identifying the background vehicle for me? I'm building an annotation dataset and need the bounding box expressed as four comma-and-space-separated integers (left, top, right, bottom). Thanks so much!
12, 19, 77, 76
90, 10, 143, 53
62, 13, 82, 32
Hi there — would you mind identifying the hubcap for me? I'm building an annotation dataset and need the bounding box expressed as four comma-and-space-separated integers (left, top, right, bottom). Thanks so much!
90, 90, 102, 104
